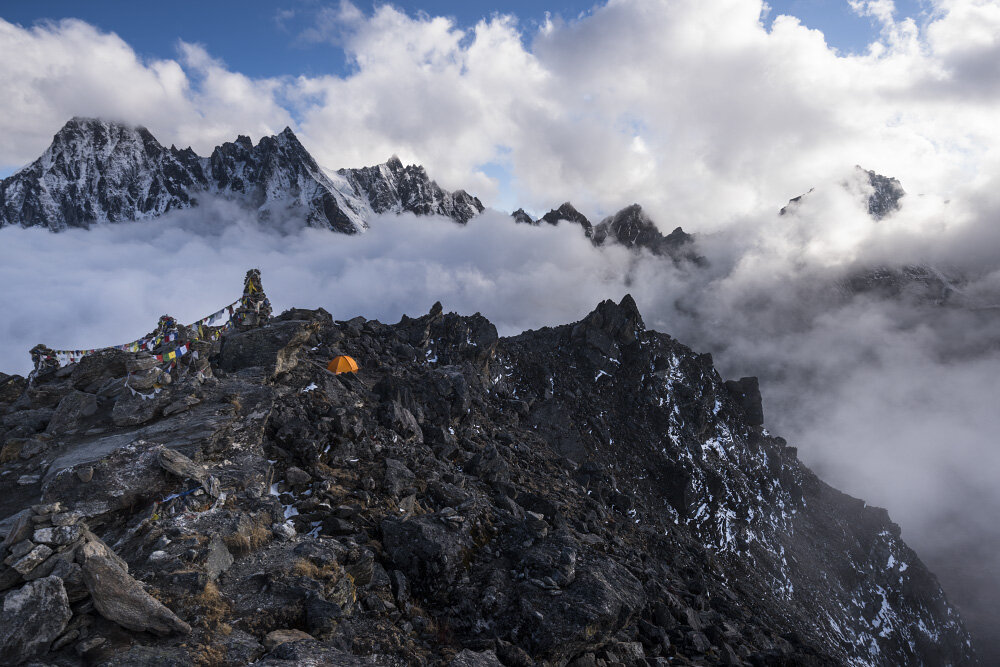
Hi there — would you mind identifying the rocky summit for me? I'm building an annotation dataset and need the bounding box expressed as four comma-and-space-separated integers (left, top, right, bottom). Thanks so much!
0, 277, 976, 666
0, 118, 483, 232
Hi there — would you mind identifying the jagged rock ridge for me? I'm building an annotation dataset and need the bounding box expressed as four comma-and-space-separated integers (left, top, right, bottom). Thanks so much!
0, 290, 975, 665
539, 202, 594, 236
592, 203, 702, 262
0, 118, 484, 232
339, 156, 483, 225
516, 201, 702, 263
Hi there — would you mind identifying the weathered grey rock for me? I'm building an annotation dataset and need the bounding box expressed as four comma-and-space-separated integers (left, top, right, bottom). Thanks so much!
157, 446, 207, 481
69, 349, 129, 392
2, 511, 33, 550
382, 458, 415, 498
8, 540, 35, 559
218, 319, 317, 375
285, 466, 312, 485
0, 576, 72, 665
31, 503, 63, 515
126, 354, 161, 374
272, 521, 296, 541
0, 372, 27, 404
42, 440, 175, 522
46, 390, 98, 434
263, 628, 314, 650
23, 543, 77, 582
33, 524, 82, 546
205, 535, 234, 581
49, 558, 87, 601
450, 649, 504, 666
724, 376, 764, 426
124, 367, 162, 392
3, 408, 53, 436
74, 636, 105, 656
18, 436, 49, 460
12, 544, 53, 575
111, 389, 165, 426
77, 537, 190, 636
51, 511, 83, 527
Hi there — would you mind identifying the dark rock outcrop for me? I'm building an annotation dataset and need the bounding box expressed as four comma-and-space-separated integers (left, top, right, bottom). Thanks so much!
510, 208, 534, 224
593, 203, 702, 262
540, 202, 593, 235
0, 296, 976, 665
339, 155, 484, 224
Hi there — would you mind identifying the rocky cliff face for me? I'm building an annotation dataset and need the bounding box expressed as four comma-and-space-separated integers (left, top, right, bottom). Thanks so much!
0, 118, 483, 232
339, 157, 483, 225
517, 202, 701, 262
539, 202, 594, 236
592, 204, 701, 263
0, 296, 974, 666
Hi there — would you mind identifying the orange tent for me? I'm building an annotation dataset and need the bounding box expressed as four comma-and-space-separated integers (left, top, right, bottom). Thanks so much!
327, 355, 359, 374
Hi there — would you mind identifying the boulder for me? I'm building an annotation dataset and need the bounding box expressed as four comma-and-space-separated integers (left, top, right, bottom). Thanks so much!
0, 576, 72, 665
33, 524, 83, 546
77, 537, 191, 636
157, 446, 207, 482
2, 511, 33, 551
285, 466, 312, 486
204, 535, 234, 581
381, 514, 473, 600
382, 458, 416, 497
112, 389, 167, 427
98, 645, 192, 666
45, 390, 98, 435
11, 544, 53, 576
218, 319, 317, 375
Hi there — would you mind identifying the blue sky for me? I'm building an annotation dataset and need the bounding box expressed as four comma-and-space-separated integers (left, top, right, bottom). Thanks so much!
1, 0, 927, 80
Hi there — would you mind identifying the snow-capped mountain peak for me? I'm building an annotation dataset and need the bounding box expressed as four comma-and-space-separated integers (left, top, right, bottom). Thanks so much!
0, 119, 483, 232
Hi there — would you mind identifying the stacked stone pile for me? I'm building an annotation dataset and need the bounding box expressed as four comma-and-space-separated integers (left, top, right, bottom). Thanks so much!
234, 268, 273, 331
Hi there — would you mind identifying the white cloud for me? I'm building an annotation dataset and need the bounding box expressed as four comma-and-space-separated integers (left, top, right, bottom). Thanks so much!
0, 18, 291, 170
0, 204, 635, 377
3, 1, 1000, 221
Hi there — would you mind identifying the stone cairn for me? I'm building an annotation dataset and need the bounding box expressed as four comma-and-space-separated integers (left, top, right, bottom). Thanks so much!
28, 344, 58, 381
125, 314, 211, 395
233, 268, 272, 331
0, 502, 190, 664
